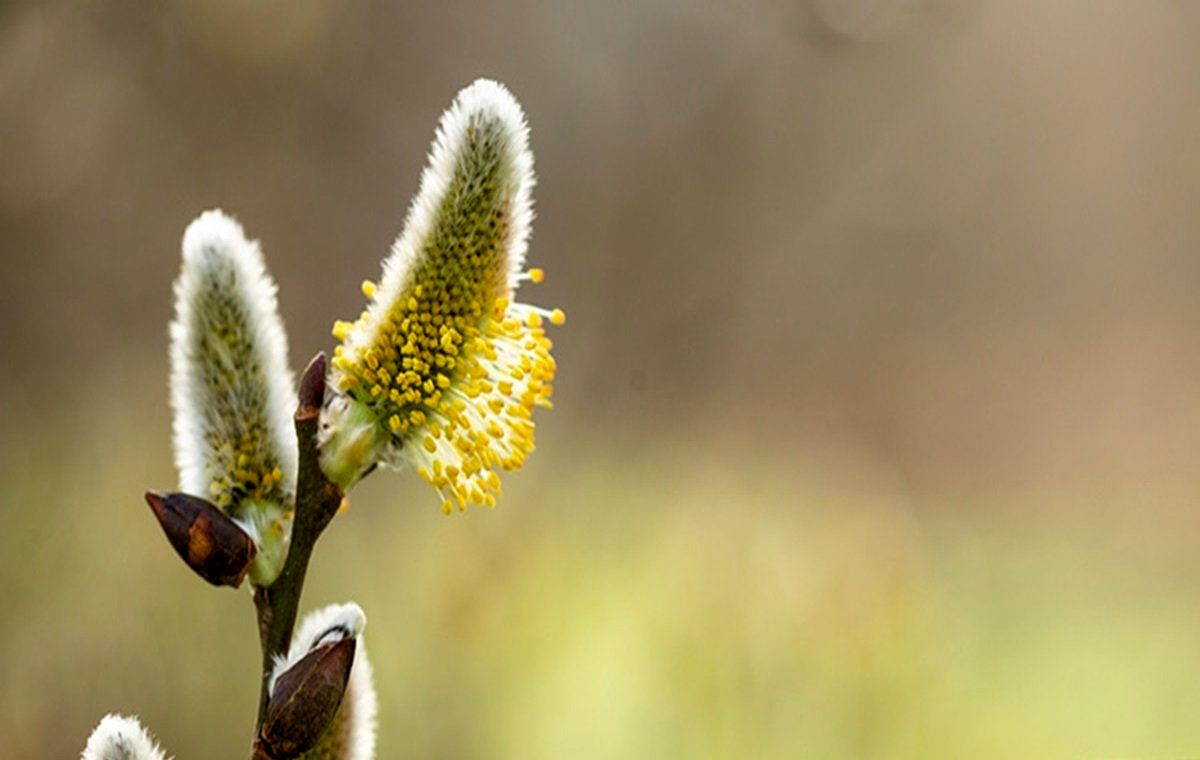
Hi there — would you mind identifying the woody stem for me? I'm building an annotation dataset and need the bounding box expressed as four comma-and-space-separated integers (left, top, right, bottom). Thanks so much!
252, 353, 343, 735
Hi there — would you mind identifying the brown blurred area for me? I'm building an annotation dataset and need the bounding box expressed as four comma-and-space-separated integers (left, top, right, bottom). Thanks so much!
6, 0, 1200, 487
5, 1, 1200, 757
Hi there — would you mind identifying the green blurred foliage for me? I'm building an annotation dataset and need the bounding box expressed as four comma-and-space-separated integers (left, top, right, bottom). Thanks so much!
3, 387, 1200, 757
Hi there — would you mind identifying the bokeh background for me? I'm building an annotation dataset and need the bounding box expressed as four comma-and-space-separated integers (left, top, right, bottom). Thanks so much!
4, 1, 1200, 757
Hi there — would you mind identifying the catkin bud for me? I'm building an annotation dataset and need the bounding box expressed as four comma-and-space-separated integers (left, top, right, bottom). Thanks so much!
169, 210, 297, 584
265, 603, 378, 760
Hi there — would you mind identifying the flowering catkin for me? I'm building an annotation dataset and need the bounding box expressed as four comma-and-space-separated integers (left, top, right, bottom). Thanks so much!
321, 79, 562, 514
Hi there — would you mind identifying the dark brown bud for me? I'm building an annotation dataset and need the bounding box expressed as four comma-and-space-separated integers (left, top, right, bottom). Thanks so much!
296, 352, 328, 420
258, 637, 356, 759
144, 491, 257, 588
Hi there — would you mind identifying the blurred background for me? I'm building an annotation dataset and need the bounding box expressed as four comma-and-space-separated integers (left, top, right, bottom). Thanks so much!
4, 0, 1200, 757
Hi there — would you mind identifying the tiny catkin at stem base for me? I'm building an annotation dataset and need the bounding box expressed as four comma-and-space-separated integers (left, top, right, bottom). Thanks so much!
252, 353, 344, 746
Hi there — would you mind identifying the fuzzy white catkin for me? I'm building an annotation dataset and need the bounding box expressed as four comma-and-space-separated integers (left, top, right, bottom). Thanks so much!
170, 209, 297, 510
81, 714, 168, 760
271, 603, 378, 760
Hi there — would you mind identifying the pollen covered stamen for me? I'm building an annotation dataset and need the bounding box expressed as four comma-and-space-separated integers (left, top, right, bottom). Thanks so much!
329, 249, 559, 510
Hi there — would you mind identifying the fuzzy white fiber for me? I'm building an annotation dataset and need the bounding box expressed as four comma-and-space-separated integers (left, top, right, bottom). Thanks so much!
169, 209, 296, 505
81, 714, 168, 760
271, 602, 378, 760
344, 78, 535, 361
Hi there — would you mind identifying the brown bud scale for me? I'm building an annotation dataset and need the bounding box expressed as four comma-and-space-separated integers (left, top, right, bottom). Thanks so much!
258, 637, 356, 759
296, 352, 328, 420
144, 491, 257, 588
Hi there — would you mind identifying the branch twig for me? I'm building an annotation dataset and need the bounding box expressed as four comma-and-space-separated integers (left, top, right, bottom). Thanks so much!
252, 353, 342, 736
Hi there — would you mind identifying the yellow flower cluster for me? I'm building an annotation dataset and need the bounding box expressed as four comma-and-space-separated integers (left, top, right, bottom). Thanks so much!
207, 432, 286, 509
330, 267, 561, 514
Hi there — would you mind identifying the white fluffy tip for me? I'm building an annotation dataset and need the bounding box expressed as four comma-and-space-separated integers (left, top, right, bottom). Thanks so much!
453, 77, 527, 125
182, 209, 251, 266
270, 602, 367, 693
81, 714, 167, 760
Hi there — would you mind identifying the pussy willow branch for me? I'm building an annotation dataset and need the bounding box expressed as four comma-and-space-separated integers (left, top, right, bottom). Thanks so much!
253, 353, 343, 735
